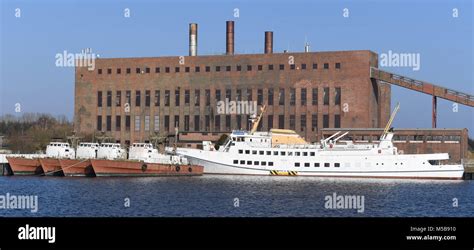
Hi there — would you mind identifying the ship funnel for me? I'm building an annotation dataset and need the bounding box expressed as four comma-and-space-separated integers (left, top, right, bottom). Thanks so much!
226, 21, 234, 55
264, 31, 273, 54
189, 23, 198, 56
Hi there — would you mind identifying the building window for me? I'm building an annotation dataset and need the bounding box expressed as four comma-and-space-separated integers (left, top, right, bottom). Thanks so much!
126, 68, 131, 74
278, 88, 285, 105
175, 89, 180, 106
236, 115, 242, 129
301, 88, 307, 106
335, 63, 341, 69
106, 91, 112, 107
154, 90, 160, 106
301, 64, 306, 70
195, 66, 200, 72
236, 65, 242, 71
279, 64, 284, 70
116, 91, 121, 107
246, 89, 252, 101
117, 68, 121, 74
312, 88, 318, 105
268, 115, 273, 129
216, 89, 221, 102
194, 115, 200, 131
175, 67, 180, 73
98, 69, 102, 74
300, 115, 306, 131
335, 115, 341, 128
257, 89, 263, 105
155, 67, 160, 73
165, 90, 170, 106
290, 88, 296, 106
214, 115, 220, 131
115, 116, 121, 131
154, 116, 159, 131
145, 67, 150, 73
205, 115, 210, 131
312, 114, 318, 131
247, 65, 252, 71
268, 89, 274, 105
135, 91, 141, 107
268, 64, 274, 70
289, 115, 295, 130
165, 67, 170, 73
335, 87, 341, 105
107, 68, 112, 74
145, 90, 151, 107
125, 115, 131, 131
323, 115, 329, 128
126, 91, 131, 106
97, 91, 102, 107
205, 66, 210, 72
236, 89, 242, 101
225, 115, 231, 131
145, 115, 150, 131
184, 115, 190, 131
324, 63, 329, 69
194, 89, 200, 106
164, 115, 170, 132
97, 115, 102, 131
173, 115, 179, 129
278, 115, 284, 129
225, 89, 231, 101
215, 66, 220, 72
204, 89, 211, 107
290, 64, 295, 70
134, 115, 140, 131
136, 68, 141, 74
258, 65, 263, 71
323, 87, 329, 105
312, 63, 317, 69
226, 66, 231, 71
185, 67, 190, 73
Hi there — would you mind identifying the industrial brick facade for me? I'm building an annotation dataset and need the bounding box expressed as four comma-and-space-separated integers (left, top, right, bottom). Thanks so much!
74, 50, 391, 144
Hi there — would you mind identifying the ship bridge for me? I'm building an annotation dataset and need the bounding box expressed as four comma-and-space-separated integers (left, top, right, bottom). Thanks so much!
370, 67, 474, 128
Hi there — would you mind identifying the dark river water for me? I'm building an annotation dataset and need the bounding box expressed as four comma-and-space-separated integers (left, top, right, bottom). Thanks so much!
0, 175, 473, 217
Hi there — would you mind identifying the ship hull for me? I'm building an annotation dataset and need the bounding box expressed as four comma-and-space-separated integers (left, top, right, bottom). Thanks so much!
59, 159, 95, 177
90, 159, 203, 177
39, 158, 64, 176
6, 157, 43, 175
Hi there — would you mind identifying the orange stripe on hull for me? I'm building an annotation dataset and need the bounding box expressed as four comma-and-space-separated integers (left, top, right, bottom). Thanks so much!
59, 159, 94, 177
39, 158, 63, 176
90, 159, 203, 176
6, 157, 43, 175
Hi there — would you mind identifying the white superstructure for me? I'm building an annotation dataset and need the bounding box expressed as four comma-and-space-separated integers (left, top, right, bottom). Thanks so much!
129, 143, 188, 164
45, 142, 75, 159
96, 143, 127, 160
76, 142, 99, 159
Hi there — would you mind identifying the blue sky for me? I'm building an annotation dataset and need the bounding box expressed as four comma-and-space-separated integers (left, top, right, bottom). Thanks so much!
0, 0, 473, 135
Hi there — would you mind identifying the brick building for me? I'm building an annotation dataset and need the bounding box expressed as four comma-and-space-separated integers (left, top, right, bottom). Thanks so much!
74, 21, 392, 145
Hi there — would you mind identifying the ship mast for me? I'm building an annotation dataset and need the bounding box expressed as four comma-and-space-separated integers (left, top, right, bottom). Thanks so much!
381, 102, 400, 140
250, 105, 266, 134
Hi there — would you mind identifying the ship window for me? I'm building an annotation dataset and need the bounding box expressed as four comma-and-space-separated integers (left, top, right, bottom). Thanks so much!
304, 163, 310, 167
238, 150, 243, 154
314, 163, 320, 167
240, 160, 245, 164
266, 151, 271, 155
252, 150, 257, 155
295, 163, 300, 167
247, 161, 252, 165
233, 160, 238, 164
310, 152, 315, 156
262, 162, 267, 166
288, 152, 293, 156
280, 151, 286, 156
259, 151, 264, 155
269, 162, 274, 166
303, 152, 308, 156
254, 161, 259, 165
245, 150, 250, 154
335, 163, 340, 168
324, 163, 330, 167
295, 152, 300, 156
273, 151, 278, 156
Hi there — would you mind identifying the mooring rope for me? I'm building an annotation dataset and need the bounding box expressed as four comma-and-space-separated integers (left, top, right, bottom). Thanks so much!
39, 159, 89, 176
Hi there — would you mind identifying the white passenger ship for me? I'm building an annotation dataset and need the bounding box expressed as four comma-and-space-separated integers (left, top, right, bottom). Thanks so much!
175, 105, 464, 179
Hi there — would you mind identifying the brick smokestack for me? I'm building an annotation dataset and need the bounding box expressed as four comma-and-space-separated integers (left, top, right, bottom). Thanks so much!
226, 21, 234, 55
264, 31, 273, 54
189, 23, 198, 56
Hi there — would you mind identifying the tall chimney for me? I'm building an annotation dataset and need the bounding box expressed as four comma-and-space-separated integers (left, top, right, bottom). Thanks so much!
226, 21, 234, 55
189, 23, 198, 56
264, 31, 273, 54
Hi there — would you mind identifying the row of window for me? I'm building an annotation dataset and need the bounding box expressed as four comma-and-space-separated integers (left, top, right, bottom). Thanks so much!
97, 87, 342, 108
96, 114, 341, 132
232, 160, 274, 166
294, 162, 340, 168
97, 63, 342, 75
238, 149, 317, 156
